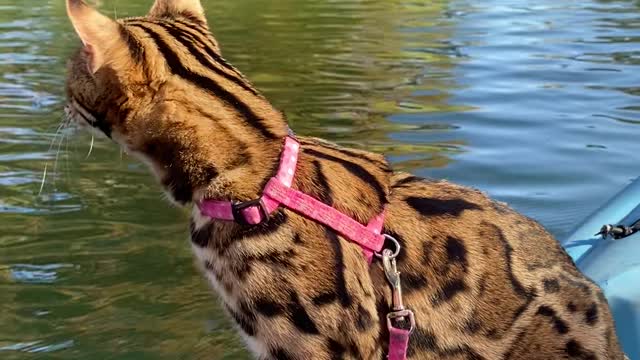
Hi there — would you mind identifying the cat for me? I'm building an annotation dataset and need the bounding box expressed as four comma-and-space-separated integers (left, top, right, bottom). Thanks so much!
63, 0, 625, 359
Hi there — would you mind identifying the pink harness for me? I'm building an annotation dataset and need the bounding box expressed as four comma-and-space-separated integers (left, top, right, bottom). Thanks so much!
198, 136, 415, 360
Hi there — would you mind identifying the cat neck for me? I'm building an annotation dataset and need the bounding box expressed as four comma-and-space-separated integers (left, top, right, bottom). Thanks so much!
134, 92, 289, 205
194, 134, 287, 204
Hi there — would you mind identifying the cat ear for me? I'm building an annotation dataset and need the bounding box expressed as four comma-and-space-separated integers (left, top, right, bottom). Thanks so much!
66, 0, 120, 73
148, 0, 207, 24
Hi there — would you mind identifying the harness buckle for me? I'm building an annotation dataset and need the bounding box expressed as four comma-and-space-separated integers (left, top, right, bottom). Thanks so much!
232, 198, 270, 225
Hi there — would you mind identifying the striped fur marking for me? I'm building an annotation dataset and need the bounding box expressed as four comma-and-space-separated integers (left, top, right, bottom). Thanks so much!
128, 23, 279, 140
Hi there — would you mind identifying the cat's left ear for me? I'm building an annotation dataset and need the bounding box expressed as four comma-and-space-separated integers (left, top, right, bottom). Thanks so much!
66, 0, 120, 73
148, 0, 207, 25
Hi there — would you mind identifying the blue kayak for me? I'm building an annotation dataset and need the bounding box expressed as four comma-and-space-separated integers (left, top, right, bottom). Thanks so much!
564, 178, 640, 359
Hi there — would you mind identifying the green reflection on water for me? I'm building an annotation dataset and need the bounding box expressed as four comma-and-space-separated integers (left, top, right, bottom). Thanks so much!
0, 0, 460, 358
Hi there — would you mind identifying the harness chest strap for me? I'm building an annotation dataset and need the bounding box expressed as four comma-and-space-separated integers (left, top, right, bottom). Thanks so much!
262, 176, 386, 261
198, 136, 413, 360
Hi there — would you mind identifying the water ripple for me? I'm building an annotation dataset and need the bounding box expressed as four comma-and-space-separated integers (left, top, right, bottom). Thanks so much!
0, 340, 74, 353
8, 264, 74, 284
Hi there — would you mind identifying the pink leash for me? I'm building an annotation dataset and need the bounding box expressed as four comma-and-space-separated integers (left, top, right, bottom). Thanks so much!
198, 136, 414, 359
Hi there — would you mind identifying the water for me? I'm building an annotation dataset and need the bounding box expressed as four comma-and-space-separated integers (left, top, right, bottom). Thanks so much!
0, 0, 638, 358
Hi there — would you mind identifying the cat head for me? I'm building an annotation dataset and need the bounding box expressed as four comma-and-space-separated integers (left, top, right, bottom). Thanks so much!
64, 0, 287, 204
65, 0, 211, 138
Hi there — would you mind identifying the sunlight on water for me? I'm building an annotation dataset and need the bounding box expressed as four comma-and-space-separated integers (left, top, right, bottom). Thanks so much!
0, 0, 639, 358
0, 340, 75, 353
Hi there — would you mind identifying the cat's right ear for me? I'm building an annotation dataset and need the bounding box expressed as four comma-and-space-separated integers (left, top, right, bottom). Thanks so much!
66, 0, 120, 73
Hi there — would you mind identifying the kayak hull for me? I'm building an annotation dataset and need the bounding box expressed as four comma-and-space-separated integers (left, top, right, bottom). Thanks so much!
564, 178, 640, 359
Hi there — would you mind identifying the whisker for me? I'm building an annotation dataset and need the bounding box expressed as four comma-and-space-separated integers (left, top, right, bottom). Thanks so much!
64, 134, 72, 184
38, 164, 47, 196
52, 130, 66, 189
40, 114, 68, 195
48, 118, 65, 152
86, 135, 95, 159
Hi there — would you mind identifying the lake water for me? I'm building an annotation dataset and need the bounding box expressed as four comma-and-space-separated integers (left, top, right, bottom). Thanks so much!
1, 0, 639, 358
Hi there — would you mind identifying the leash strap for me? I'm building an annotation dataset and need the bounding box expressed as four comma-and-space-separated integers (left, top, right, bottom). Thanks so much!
388, 327, 411, 360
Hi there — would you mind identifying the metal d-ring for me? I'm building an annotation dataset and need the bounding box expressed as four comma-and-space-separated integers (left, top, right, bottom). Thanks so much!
374, 234, 401, 260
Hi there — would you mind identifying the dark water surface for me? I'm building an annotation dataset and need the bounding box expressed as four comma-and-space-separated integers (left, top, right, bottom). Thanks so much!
1, 0, 639, 358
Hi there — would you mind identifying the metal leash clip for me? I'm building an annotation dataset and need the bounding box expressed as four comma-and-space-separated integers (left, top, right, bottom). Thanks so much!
381, 239, 416, 334
595, 223, 639, 240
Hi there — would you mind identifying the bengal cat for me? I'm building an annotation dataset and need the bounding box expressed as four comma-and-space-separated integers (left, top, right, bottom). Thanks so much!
63, 0, 625, 359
